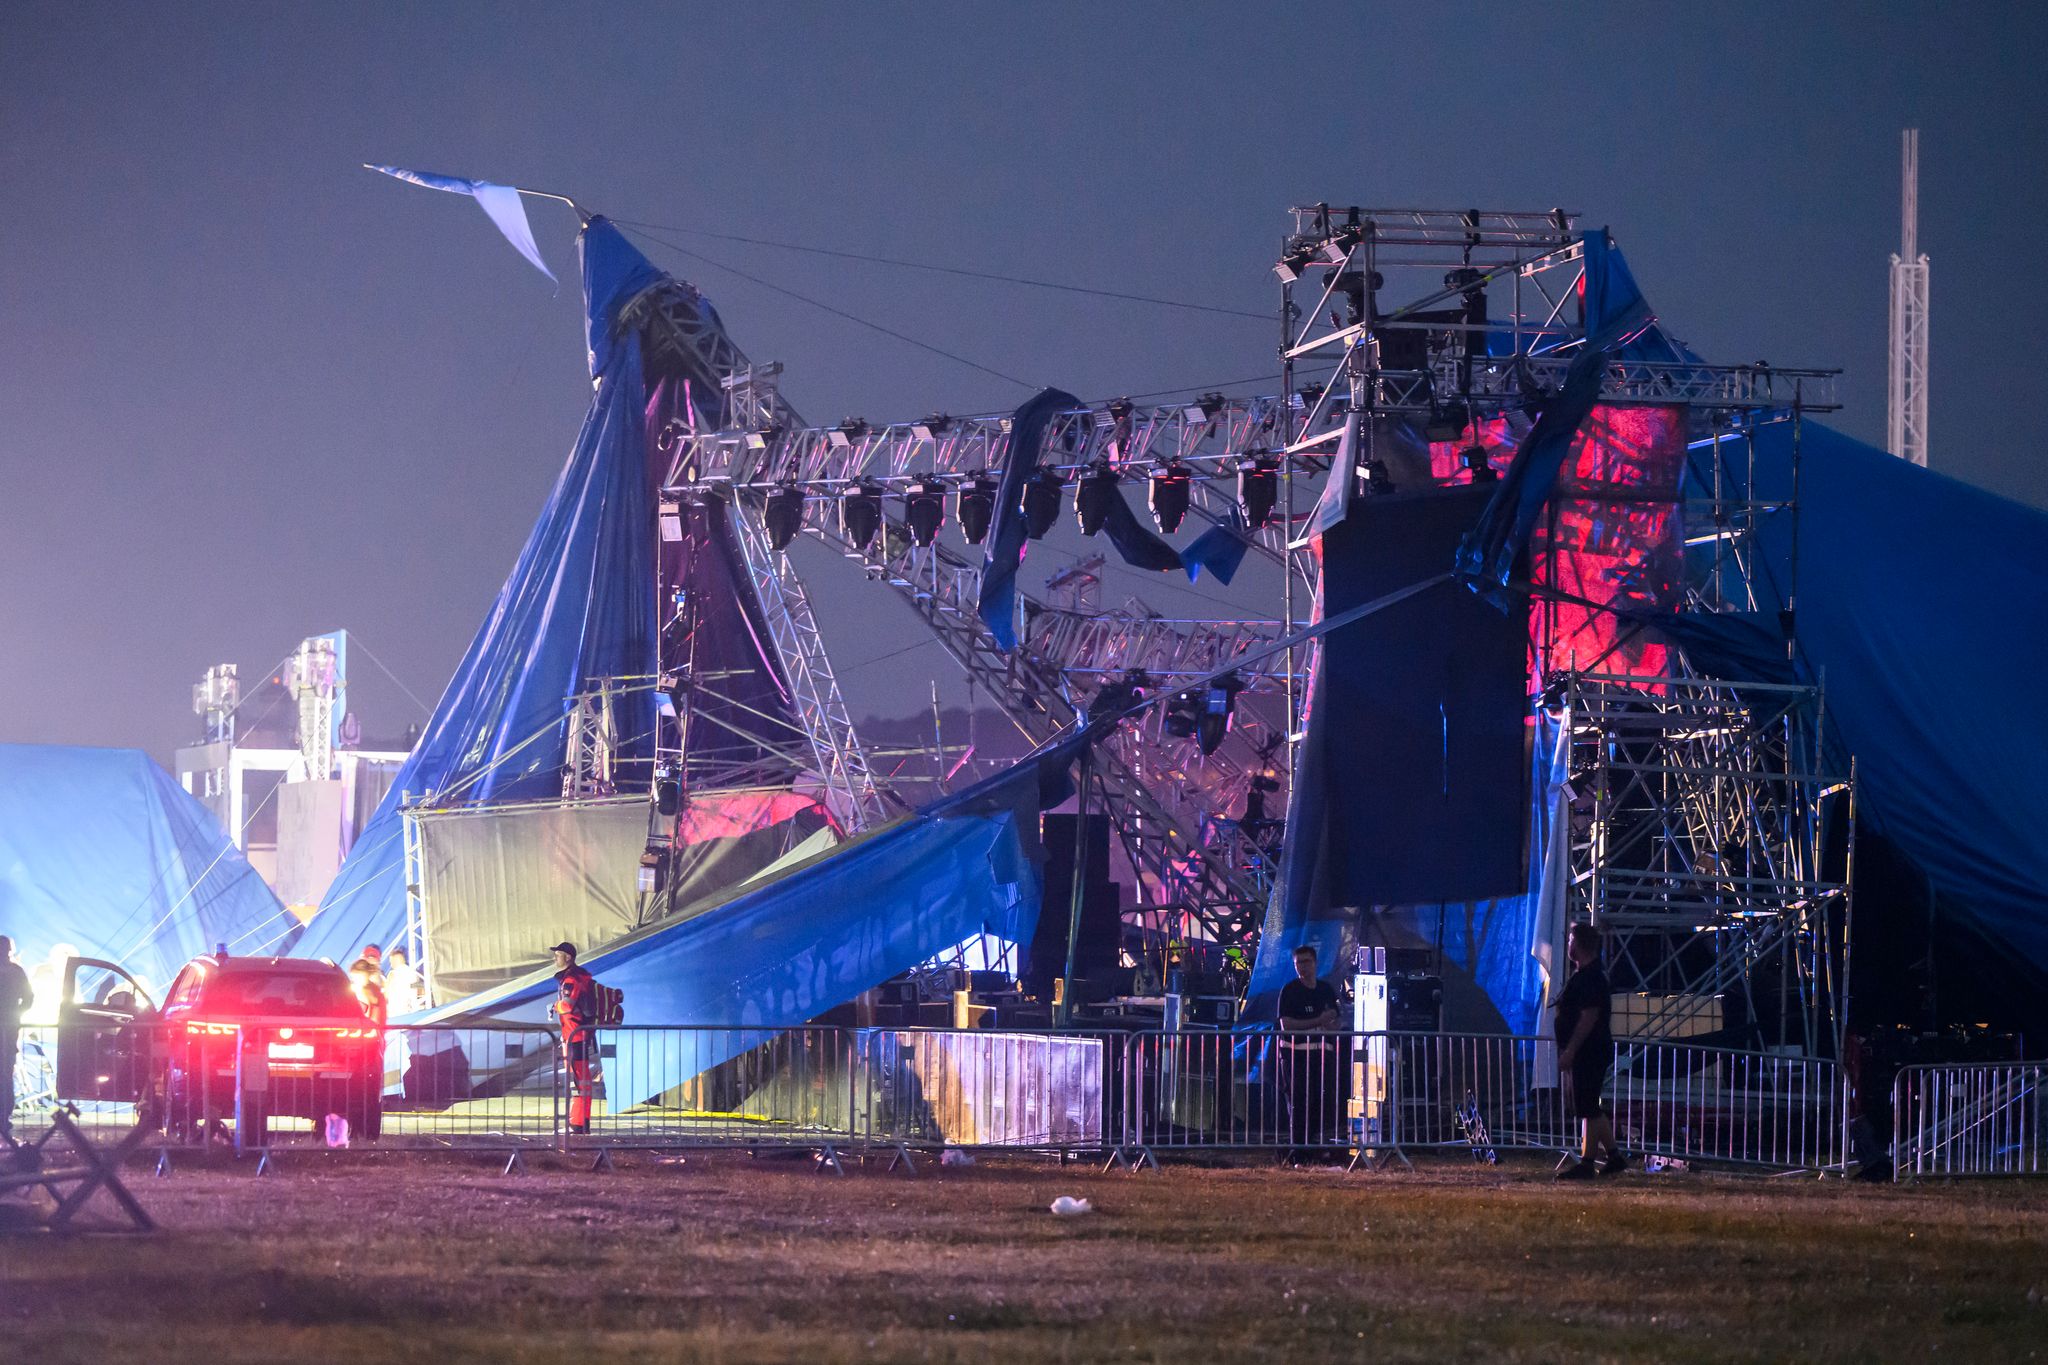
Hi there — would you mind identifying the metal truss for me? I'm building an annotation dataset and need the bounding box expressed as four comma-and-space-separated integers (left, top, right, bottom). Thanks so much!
1560, 671, 1852, 1054
622, 279, 885, 831
727, 503, 891, 830
1888, 129, 1931, 467
661, 393, 1309, 565
795, 514, 1281, 947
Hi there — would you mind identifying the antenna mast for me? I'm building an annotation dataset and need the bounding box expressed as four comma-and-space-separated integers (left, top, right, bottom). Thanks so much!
1887, 128, 1930, 466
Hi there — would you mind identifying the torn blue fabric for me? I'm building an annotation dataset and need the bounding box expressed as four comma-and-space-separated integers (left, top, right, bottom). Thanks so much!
979, 388, 1081, 650
1099, 483, 1184, 573
366, 164, 557, 284
1455, 231, 1663, 598
1182, 505, 1251, 586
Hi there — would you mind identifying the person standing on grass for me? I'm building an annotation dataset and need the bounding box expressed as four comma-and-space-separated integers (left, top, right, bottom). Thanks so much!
0, 936, 31, 1141
1277, 945, 1341, 1159
1554, 922, 1623, 1179
551, 942, 599, 1135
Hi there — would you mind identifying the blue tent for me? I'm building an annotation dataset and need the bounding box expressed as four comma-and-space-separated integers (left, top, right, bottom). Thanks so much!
1670, 418, 2048, 1030
297, 218, 666, 964
0, 745, 291, 994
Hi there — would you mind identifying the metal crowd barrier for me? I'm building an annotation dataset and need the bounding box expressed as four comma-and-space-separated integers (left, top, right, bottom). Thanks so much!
1891, 1060, 2047, 1181
1117, 1029, 1844, 1172
5, 1018, 1853, 1175
1609, 1039, 1844, 1173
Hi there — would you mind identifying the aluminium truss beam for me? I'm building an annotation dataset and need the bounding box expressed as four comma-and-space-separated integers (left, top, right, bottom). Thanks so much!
622, 280, 886, 830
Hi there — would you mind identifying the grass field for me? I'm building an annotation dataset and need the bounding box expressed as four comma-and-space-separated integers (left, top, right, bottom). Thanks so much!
6, 1150, 2047, 1363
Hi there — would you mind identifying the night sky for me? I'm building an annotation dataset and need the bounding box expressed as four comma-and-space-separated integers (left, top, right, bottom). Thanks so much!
4, 2, 2042, 761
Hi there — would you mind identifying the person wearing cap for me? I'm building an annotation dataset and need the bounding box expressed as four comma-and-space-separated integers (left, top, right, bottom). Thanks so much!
550, 943, 599, 1135
1, 936, 32, 1140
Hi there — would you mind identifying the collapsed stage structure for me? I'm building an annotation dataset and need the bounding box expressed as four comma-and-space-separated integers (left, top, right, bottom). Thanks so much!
286, 189, 2048, 1069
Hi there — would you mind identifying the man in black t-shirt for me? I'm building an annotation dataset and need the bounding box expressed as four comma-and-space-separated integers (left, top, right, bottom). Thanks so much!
1277, 946, 1341, 1156
1554, 923, 1622, 1179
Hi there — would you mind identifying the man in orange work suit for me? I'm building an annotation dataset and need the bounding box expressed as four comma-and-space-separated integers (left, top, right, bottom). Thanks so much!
549, 942, 598, 1135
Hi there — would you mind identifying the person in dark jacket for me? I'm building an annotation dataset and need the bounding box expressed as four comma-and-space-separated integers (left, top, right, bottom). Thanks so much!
1554, 923, 1623, 1179
1, 936, 31, 1140
550, 942, 599, 1135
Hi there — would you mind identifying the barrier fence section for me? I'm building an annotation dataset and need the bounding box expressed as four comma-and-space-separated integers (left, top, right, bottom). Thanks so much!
6, 1020, 1847, 1174
1891, 1061, 2048, 1181
1118, 1030, 1845, 1172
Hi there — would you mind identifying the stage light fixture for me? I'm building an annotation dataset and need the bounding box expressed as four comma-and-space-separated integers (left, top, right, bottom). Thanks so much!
904, 477, 946, 547
1290, 381, 1325, 411
1074, 461, 1119, 537
1195, 672, 1243, 756
1424, 403, 1470, 443
956, 472, 997, 545
1022, 468, 1064, 540
658, 501, 684, 543
840, 480, 883, 550
1163, 689, 1200, 739
1238, 454, 1280, 530
1149, 459, 1192, 533
653, 763, 681, 817
1273, 245, 1315, 284
1182, 392, 1226, 425
637, 844, 665, 896
912, 413, 953, 442
828, 418, 870, 449
1460, 445, 1498, 484
743, 424, 781, 452
1364, 459, 1396, 496
763, 483, 806, 551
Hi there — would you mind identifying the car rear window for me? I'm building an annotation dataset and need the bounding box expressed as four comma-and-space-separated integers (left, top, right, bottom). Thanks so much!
202, 970, 361, 1018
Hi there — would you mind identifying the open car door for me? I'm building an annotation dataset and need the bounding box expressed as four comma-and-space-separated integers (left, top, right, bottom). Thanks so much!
55, 957, 159, 1103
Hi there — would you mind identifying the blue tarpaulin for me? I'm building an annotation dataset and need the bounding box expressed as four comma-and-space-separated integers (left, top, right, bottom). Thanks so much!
0, 745, 291, 994
979, 388, 1082, 650
1669, 418, 2048, 1024
421, 738, 1079, 1096
298, 217, 662, 965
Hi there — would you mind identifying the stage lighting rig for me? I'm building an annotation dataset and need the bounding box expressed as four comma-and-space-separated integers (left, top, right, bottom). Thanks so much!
912, 413, 953, 442
956, 472, 997, 545
743, 424, 782, 452
1424, 403, 1470, 443
828, 417, 870, 449
653, 762, 681, 817
1460, 445, 1498, 484
658, 500, 684, 543
1149, 459, 1192, 533
1022, 468, 1064, 540
1075, 460, 1119, 537
1365, 459, 1396, 496
840, 480, 883, 550
1237, 453, 1280, 530
904, 477, 946, 547
764, 483, 806, 551
1182, 393, 1226, 426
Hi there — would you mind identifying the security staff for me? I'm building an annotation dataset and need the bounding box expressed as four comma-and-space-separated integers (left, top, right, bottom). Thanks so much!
550, 942, 599, 1135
